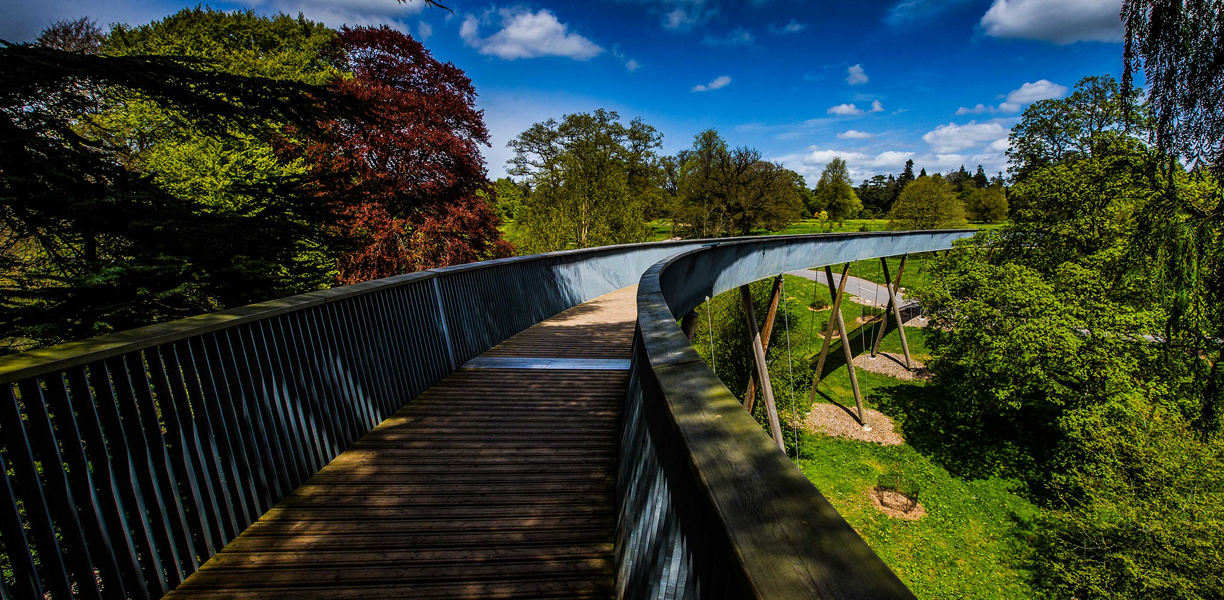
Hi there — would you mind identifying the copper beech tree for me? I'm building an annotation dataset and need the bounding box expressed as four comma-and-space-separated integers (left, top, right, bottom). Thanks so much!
306, 26, 511, 285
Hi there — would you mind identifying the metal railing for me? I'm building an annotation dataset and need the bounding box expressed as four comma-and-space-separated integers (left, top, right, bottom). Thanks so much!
0, 239, 710, 600
617, 230, 973, 599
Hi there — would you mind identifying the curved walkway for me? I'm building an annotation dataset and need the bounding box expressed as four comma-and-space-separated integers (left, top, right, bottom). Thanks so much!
164, 287, 638, 600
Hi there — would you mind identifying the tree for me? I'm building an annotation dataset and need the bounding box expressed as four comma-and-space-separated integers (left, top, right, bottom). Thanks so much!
973, 165, 989, 188
898, 159, 915, 187
36, 17, 105, 53
856, 174, 893, 216
813, 158, 861, 224
1008, 75, 1146, 183
1123, 0, 1224, 434
0, 41, 352, 351
962, 185, 1008, 223
946, 164, 972, 191
319, 26, 508, 281
669, 129, 802, 237
490, 178, 525, 222
1123, 0, 1224, 177
887, 176, 966, 229
508, 109, 660, 252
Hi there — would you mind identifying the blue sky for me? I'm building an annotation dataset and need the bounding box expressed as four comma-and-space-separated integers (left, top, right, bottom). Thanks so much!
2, 0, 1128, 184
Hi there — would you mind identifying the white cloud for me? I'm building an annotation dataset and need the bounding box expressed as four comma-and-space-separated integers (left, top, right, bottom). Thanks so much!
418, 20, 433, 39
837, 130, 874, 139
1006, 79, 1069, 103
797, 147, 917, 181
956, 79, 1067, 115
703, 27, 754, 46
990, 137, 1012, 152
827, 103, 865, 116
770, 19, 808, 34
625, 58, 641, 72
460, 8, 603, 60
692, 75, 732, 92
980, 0, 1123, 44
846, 64, 869, 85
869, 99, 885, 113
922, 121, 1009, 153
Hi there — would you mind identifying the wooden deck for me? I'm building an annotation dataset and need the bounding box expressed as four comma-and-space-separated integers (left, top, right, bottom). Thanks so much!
165, 286, 638, 600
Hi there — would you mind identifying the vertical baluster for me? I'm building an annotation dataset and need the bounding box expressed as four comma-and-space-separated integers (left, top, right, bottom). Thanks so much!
109, 356, 193, 585
264, 318, 323, 476
295, 310, 349, 457
171, 341, 240, 544
209, 330, 279, 514
249, 320, 310, 488
231, 326, 292, 502
62, 368, 149, 598
2, 385, 72, 600
187, 336, 254, 530
380, 287, 419, 409
394, 286, 433, 404
336, 300, 380, 428
326, 302, 376, 431
354, 294, 395, 420
0, 439, 45, 599
143, 348, 218, 561
15, 379, 103, 600
275, 316, 331, 468
88, 362, 171, 595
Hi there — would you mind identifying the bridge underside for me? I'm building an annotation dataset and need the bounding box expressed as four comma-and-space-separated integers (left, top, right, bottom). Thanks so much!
164, 287, 638, 599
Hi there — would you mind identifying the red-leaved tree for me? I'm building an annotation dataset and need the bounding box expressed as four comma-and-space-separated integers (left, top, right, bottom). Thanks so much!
310, 26, 511, 284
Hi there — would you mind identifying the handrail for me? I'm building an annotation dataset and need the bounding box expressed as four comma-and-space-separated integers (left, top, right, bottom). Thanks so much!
618, 229, 974, 599
0, 237, 716, 385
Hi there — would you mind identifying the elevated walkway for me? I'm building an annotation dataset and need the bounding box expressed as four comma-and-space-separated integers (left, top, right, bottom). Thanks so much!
164, 287, 638, 599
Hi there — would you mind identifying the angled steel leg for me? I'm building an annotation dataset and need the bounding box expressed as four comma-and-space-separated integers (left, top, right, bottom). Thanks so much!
871, 255, 913, 369
745, 274, 783, 414
808, 264, 850, 403
871, 255, 912, 370
741, 285, 785, 451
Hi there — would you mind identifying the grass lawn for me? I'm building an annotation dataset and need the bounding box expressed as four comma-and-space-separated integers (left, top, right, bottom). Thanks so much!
693, 276, 1040, 600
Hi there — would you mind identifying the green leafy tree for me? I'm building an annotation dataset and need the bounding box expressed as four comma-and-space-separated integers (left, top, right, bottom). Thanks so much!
669, 129, 802, 237
856, 174, 894, 216
1007, 75, 1147, 183
1033, 399, 1224, 600
0, 41, 352, 351
973, 164, 989, 188
887, 175, 967, 229
490, 178, 525, 221
508, 109, 660, 252
961, 185, 1008, 223
1124, 0, 1224, 434
813, 157, 861, 224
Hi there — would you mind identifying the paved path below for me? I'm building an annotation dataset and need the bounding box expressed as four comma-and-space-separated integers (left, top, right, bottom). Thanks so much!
786, 269, 914, 309
165, 286, 639, 600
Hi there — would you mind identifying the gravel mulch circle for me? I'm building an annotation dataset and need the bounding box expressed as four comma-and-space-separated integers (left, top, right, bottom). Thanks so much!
853, 352, 932, 381
870, 488, 926, 521
804, 402, 904, 446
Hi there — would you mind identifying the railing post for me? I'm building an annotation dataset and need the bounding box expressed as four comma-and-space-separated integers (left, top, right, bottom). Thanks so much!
740, 284, 785, 451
